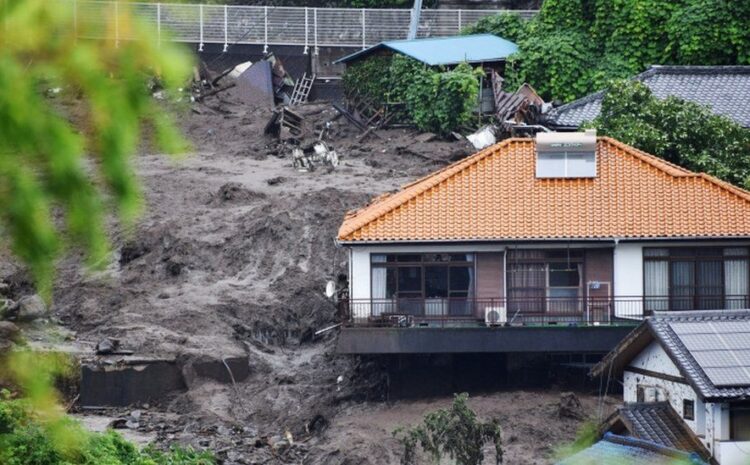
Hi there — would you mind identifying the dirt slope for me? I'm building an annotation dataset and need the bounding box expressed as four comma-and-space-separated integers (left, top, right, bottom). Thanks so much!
0, 90, 608, 464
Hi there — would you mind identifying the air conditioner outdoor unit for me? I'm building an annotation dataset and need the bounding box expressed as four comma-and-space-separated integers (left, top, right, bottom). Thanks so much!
485, 306, 507, 326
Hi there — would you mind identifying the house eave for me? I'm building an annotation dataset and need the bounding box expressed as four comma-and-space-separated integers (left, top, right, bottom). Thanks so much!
337, 235, 750, 247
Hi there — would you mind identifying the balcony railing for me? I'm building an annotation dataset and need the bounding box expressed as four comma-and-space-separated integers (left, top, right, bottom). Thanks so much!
338, 296, 750, 327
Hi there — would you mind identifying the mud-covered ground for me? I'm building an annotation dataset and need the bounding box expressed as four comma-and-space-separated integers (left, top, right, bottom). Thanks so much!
0, 87, 612, 464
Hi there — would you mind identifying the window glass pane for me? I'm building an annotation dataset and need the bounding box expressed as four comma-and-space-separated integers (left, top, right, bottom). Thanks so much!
396, 255, 421, 263
425, 266, 448, 298
645, 260, 669, 311
671, 261, 695, 310
696, 247, 722, 257
450, 253, 474, 262
546, 250, 584, 260
731, 405, 750, 441
725, 257, 749, 309
372, 254, 387, 263
644, 248, 669, 257
397, 266, 422, 293
549, 288, 579, 299
549, 262, 580, 287
670, 248, 697, 257
697, 261, 723, 309
386, 267, 397, 298
725, 247, 749, 256
450, 266, 472, 291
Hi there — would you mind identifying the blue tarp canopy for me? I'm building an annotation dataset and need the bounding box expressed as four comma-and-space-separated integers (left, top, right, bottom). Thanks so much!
334, 34, 518, 66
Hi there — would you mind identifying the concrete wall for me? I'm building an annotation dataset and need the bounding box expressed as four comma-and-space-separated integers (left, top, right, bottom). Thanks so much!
717, 439, 750, 465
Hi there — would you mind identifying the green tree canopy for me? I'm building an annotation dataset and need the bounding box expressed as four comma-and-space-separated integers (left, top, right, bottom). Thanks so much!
590, 80, 750, 189
466, 0, 750, 102
0, 0, 192, 298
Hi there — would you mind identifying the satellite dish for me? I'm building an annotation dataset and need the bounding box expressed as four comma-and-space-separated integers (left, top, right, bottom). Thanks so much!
325, 280, 336, 299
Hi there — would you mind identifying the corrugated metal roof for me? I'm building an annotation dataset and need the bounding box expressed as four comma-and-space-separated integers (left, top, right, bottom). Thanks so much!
546, 66, 750, 129
334, 34, 518, 66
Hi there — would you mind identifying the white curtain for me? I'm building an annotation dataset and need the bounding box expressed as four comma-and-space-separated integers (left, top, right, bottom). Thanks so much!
725, 248, 749, 309
644, 260, 669, 311
371, 254, 387, 316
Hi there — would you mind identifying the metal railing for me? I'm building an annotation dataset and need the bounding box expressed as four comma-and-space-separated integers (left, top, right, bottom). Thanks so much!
64, 0, 537, 50
339, 296, 750, 327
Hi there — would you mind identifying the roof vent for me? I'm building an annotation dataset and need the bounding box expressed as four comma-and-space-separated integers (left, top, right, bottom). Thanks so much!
536, 129, 597, 178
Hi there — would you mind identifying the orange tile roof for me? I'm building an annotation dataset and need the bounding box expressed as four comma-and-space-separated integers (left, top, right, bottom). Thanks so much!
338, 137, 750, 242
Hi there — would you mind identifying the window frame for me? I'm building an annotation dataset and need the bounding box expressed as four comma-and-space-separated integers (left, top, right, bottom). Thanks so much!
506, 249, 585, 314
730, 402, 750, 441
643, 246, 750, 312
683, 399, 695, 421
370, 253, 476, 301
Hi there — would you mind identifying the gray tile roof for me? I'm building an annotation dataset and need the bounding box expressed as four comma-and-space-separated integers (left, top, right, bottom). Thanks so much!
546, 66, 750, 128
556, 433, 707, 465
612, 402, 708, 456
648, 310, 750, 401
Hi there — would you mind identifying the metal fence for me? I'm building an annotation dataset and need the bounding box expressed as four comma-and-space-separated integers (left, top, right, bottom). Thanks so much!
66, 0, 537, 50
339, 296, 750, 327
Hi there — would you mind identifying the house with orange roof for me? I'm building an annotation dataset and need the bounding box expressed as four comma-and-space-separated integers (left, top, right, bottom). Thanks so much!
335, 130, 750, 354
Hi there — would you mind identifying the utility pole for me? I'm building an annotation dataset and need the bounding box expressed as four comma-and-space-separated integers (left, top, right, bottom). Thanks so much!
407, 0, 423, 40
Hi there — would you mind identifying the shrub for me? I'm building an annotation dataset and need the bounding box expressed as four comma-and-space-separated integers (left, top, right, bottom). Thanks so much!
0, 396, 216, 465
590, 80, 750, 189
342, 55, 482, 135
468, 0, 750, 102
461, 13, 527, 43
394, 393, 503, 465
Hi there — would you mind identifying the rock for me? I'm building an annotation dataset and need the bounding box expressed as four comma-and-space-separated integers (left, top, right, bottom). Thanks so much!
130, 410, 142, 421
108, 418, 128, 429
0, 321, 20, 352
266, 176, 287, 186
558, 391, 585, 420
13, 294, 48, 321
269, 436, 289, 452
125, 419, 139, 429
96, 338, 119, 355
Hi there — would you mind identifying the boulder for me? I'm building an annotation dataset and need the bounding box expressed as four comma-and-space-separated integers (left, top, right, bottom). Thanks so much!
13, 294, 49, 321
0, 321, 20, 352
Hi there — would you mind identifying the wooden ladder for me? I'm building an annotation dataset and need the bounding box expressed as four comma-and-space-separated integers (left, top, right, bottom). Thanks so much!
290, 73, 315, 106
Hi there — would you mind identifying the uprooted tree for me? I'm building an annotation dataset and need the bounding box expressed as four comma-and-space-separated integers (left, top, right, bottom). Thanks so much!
394, 393, 503, 465
590, 80, 750, 190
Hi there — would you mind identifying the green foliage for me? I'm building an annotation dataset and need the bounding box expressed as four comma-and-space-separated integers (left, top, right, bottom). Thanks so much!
342, 55, 481, 135
341, 55, 394, 103
665, 0, 741, 64
552, 420, 599, 461
505, 31, 595, 103
0, 396, 215, 465
0, 0, 193, 299
468, 0, 750, 102
394, 393, 503, 465
591, 80, 750, 189
461, 13, 527, 43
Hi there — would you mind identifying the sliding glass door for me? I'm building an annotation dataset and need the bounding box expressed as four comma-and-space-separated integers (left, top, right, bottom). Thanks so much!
644, 247, 749, 312
370, 253, 475, 317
